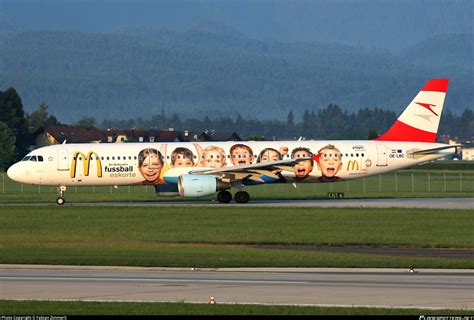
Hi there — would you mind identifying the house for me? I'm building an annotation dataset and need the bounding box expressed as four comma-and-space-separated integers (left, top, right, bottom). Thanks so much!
104, 128, 180, 143
197, 131, 243, 142
34, 125, 106, 148
177, 130, 201, 142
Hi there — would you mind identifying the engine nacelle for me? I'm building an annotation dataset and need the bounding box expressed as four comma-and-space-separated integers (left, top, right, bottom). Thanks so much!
154, 184, 179, 197
178, 174, 230, 197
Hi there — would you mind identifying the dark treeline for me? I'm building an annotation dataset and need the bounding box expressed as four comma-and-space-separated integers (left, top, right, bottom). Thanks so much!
99, 104, 474, 141
1, 30, 472, 123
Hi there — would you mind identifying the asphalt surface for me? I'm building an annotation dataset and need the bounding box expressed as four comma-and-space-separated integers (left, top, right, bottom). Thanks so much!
3, 197, 473, 209
1, 265, 473, 309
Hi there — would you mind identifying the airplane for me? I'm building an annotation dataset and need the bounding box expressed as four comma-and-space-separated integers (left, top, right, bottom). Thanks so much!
7, 79, 459, 205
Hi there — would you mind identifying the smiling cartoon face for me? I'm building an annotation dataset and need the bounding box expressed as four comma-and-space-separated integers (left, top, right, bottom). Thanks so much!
291, 148, 314, 179
259, 149, 281, 163
171, 148, 195, 168
317, 147, 342, 178
201, 148, 226, 168
139, 153, 162, 182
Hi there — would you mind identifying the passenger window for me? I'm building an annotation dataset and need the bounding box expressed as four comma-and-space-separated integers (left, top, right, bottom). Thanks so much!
351, 154, 353, 157
101, 157, 104, 160
356, 153, 359, 157
362, 153, 365, 157
107, 157, 110, 160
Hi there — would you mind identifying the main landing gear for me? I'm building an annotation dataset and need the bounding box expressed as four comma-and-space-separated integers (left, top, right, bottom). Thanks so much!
216, 190, 250, 204
56, 186, 66, 205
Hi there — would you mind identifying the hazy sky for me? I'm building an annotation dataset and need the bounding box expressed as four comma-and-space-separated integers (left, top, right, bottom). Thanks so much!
1, 0, 472, 50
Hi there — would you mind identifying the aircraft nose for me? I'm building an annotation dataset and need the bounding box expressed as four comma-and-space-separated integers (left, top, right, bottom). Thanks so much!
7, 163, 21, 182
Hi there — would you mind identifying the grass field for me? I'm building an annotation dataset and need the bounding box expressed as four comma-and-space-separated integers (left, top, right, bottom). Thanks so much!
0, 206, 472, 268
0, 300, 472, 315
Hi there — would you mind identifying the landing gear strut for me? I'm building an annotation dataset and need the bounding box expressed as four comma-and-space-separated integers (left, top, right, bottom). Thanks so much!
56, 186, 66, 205
234, 191, 250, 204
216, 190, 232, 203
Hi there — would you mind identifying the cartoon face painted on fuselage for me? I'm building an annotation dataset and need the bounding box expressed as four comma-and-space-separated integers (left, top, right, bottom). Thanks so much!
231, 147, 253, 166
139, 154, 162, 182
202, 150, 226, 168
260, 149, 280, 162
292, 149, 313, 179
318, 148, 342, 178
172, 157, 194, 167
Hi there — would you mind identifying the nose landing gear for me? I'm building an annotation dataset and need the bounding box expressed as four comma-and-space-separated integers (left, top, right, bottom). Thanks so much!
56, 186, 66, 205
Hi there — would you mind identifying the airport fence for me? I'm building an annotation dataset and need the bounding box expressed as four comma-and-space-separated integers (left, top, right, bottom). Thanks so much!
1, 171, 473, 198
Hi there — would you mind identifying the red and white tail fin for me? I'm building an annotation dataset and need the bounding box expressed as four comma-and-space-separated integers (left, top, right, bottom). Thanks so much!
375, 79, 448, 142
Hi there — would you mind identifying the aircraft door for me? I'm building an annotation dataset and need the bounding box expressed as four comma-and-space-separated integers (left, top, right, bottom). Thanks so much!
57, 148, 69, 171
376, 144, 387, 166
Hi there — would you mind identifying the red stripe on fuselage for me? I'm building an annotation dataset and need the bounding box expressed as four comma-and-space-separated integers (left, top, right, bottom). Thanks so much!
421, 79, 448, 93
374, 120, 436, 142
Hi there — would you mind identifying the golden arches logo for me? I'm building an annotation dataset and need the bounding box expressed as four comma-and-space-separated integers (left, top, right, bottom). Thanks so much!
70, 151, 103, 178
346, 160, 360, 171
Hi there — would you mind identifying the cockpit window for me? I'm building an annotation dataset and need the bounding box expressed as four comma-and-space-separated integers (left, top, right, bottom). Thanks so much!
22, 156, 31, 161
30, 156, 37, 161
38, 156, 44, 162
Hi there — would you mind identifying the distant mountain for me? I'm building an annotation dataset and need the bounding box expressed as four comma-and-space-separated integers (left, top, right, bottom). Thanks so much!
1, 0, 472, 52
0, 29, 472, 124
400, 33, 474, 71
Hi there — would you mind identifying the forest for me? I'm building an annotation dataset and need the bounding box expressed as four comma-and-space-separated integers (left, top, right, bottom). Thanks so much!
0, 28, 472, 124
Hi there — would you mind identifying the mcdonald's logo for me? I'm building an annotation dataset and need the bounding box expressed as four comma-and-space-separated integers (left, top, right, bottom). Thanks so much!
346, 160, 359, 171
70, 151, 103, 178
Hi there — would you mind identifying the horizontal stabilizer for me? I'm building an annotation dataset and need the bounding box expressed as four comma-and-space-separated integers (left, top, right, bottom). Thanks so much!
408, 145, 460, 156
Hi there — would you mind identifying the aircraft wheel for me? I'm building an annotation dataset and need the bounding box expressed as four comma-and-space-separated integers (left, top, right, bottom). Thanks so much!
217, 191, 232, 203
56, 197, 65, 205
234, 191, 250, 204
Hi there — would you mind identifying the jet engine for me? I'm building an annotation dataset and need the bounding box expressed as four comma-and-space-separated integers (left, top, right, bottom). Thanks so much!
154, 184, 180, 197
178, 174, 230, 197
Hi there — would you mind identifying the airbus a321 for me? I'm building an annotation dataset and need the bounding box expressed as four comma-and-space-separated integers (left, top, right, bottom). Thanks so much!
7, 79, 459, 205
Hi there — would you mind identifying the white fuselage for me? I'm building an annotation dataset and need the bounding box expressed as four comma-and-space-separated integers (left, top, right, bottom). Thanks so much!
7, 140, 453, 187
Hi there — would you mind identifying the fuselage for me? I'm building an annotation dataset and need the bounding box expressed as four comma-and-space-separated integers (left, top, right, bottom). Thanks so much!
7, 140, 453, 187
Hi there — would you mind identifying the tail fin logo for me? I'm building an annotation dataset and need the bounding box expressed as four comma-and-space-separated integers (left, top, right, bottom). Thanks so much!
415, 102, 438, 116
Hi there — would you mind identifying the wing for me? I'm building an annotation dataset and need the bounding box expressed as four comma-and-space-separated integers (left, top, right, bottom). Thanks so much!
188, 158, 311, 182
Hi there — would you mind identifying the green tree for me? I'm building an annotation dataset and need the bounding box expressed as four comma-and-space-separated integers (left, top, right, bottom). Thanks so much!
0, 121, 17, 169
76, 115, 97, 127
26, 103, 60, 133
368, 128, 379, 139
0, 87, 31, 158
286, 110, 295, 126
